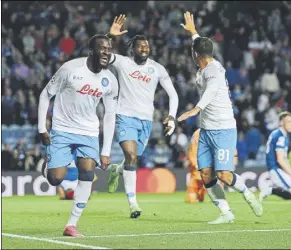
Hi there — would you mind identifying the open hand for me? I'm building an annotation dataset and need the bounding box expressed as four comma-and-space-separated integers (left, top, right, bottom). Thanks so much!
180, 11, 197, 35
109, 14, 128, 37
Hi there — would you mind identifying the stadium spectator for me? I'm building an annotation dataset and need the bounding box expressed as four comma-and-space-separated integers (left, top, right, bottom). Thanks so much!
2, 1, 291, 169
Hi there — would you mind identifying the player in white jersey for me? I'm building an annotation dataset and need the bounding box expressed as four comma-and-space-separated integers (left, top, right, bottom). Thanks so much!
178, 12, 262, 224
106, 15, 179, 218
38, 34, 118, 237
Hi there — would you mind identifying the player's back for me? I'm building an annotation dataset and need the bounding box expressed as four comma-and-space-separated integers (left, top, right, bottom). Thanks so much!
196, 59, 236, 130
266, 128, 289, 170
109, 54, 166, 121
50, 57, 117, 136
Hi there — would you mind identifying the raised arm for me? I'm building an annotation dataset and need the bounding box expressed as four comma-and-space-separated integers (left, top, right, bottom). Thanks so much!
107, 14, 128, 65
180, 11, 200, 39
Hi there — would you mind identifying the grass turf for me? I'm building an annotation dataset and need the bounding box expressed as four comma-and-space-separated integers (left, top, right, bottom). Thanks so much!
2, 192, 291, 249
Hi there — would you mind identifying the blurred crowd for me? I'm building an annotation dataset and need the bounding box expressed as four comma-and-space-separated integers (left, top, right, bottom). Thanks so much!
2, 1, 291, 171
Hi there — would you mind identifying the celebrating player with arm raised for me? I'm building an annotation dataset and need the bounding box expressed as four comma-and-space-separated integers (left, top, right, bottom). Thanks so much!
260, 111, 291, 201
38, 34, 118, 237
106, 15, 179, 218
178, 12, 262, 224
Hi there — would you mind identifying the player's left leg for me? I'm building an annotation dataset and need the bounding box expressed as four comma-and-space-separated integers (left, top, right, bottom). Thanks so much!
63, 135, 99, 237
214, 129, 262, 217
260, 169, 291, 201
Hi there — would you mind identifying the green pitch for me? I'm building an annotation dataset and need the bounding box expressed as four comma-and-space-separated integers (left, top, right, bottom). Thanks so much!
2, 192, 291, 249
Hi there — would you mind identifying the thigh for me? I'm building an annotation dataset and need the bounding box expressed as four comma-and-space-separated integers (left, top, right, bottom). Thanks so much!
270, 169, 291, 191
46, 130, 74, 169
197, 129, 213, 170
120, 140, 138, 157
75, 135, 100, 167
137, 120, 152, 156
116, 114, 138, 143
212, 129, 237, 172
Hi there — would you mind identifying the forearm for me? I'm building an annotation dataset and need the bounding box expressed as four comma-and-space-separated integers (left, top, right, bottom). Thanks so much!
168, 91, 179, 118
101, 112, 116, 156
278, 160, 291, 176
38, 88, 51, 133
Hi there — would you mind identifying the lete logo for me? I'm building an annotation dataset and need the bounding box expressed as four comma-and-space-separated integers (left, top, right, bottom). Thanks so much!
76, 84, 102, 97
129, 71, 151, 83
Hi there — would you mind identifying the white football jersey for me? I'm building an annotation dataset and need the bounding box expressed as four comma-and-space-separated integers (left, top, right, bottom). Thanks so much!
195, 59, 236, 130
46, 57, 118, 137
109, 54, 178, 121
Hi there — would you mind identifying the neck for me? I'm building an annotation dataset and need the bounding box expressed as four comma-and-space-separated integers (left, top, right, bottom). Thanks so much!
199, 57, 214, 69
87, 56, 102, 73
280, 126, 287, 136
134, 56, 147, 65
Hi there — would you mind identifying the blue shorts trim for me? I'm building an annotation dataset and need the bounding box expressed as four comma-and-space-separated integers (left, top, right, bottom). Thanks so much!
116, 114, 152, 156
197, 128, 237, 171
46, 130, 100, 169
274, 168, 291, 189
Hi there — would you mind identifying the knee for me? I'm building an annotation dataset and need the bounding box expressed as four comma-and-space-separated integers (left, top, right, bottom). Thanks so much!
200, 170, 212, 185
216, 171, 232, 185
47, 171, 64, 186
78, 168, 94, 182
124, 151, 137, 165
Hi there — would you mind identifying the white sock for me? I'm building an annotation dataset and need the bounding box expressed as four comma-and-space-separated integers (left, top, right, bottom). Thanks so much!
116, 159, 125, 174
207, 182, 231, 214
66, 180, 92, 227
123, 168, 137, 206
231, 173, 251, 196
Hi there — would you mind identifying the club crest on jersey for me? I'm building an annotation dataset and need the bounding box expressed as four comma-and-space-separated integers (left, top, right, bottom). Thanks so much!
76, 84, 102, 97
119, 129, 126, 137
148, 67, 155, 74
101, 77, 109, 87
129, 70, 151, 83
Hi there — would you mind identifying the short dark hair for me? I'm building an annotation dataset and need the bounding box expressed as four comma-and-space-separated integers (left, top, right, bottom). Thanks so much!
127, 35, 147, 49
88, 34, 110, 49
192, 37, 213, 57
279, 111, 291, 121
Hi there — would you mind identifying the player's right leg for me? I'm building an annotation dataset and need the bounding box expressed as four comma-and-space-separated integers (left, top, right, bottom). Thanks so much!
198, 129, 235, 224
213, 129, 262, 217
42, 130, 73, 187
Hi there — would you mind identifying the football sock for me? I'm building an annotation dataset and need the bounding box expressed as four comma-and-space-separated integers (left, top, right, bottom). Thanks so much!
116, 159, 125, 174
272, 187, 291, 200
230, 173, 251, 196
123, 165, 137, 206
205, 178, 231, 214
66, 180, 92, 227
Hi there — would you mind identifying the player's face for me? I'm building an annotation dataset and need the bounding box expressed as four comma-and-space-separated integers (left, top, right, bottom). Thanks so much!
134, 40, 150, 61
283, 116, 291, 132
93, 39, 112, 69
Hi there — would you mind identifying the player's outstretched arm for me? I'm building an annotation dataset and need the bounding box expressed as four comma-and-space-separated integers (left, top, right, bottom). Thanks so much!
177, 106, 201, 122
38, 66, 68, 145
107, 14, 128, 39
100, 78, 119, 170
158, 65, 179, 136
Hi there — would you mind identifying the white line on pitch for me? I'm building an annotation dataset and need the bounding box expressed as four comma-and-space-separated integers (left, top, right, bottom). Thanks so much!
2, 233, 109, 249
51, 228, 291, 239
